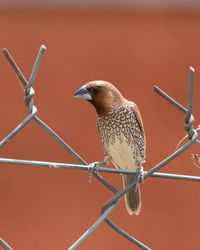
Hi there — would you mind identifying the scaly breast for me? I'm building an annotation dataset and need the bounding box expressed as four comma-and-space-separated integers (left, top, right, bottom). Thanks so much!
97, 103, 145, 169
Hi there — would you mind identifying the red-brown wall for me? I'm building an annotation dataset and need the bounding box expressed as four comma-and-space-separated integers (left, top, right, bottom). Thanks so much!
0, 7, 200, 250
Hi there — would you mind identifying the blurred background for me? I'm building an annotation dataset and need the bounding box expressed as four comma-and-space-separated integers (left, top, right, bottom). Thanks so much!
0, 0, 200, 249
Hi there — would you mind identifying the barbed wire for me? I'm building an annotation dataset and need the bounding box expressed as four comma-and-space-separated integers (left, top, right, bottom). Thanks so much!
0, 45, 200, 250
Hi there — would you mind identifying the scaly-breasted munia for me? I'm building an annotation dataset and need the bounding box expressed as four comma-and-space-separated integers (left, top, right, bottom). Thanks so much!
74, 81, 145, 215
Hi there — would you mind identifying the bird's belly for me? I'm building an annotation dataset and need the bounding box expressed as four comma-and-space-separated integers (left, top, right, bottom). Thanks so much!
109, 139, 138, 171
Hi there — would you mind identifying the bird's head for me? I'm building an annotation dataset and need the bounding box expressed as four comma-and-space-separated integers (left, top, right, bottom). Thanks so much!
74, 80, 123, 115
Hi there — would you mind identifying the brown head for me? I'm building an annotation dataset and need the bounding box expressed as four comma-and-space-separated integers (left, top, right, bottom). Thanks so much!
74, 80, 124, 115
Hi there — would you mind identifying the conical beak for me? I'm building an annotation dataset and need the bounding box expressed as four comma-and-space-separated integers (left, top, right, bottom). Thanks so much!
74, 85, 92, 100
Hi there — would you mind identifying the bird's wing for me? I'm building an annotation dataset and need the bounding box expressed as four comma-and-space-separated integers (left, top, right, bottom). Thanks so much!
126, 100, 146, 151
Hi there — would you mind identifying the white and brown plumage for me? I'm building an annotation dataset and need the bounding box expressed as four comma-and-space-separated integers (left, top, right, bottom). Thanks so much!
74, 80, 146, 215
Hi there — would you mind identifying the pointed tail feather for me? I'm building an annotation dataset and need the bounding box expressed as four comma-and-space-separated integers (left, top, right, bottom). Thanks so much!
122, 174, 141, 215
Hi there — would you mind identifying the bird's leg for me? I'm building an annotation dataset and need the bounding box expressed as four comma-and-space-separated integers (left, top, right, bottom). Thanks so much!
88, 155, 110, 183
135, 164, 144, 190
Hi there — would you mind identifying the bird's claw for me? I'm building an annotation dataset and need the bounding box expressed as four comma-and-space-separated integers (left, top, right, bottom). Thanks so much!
88, 161, 100, 183
135, 165, 144, 189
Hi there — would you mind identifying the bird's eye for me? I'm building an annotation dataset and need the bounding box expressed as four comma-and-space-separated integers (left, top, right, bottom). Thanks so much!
91, 86, 102, 95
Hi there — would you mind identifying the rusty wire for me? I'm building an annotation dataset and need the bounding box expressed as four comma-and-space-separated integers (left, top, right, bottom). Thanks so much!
0, 45, 200, 250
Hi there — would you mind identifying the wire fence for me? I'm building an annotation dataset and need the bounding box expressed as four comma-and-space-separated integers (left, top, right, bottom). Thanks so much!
0, 45, 200, 250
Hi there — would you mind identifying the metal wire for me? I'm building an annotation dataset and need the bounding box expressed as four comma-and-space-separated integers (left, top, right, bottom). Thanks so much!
0, 238, 13, 250
2, 46, 86, 164
0, 45, 200, 250
1, 158, 200, 182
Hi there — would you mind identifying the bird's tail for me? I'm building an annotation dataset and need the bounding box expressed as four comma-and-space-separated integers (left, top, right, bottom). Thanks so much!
122, 174, 141, 215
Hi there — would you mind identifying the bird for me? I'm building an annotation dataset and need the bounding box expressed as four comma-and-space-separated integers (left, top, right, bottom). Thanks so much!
74, 80, 146, 215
